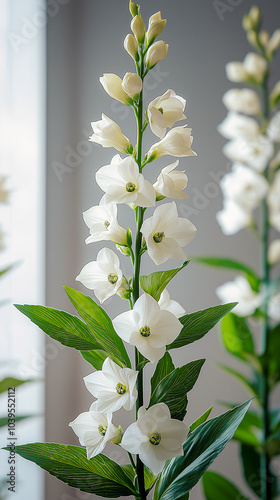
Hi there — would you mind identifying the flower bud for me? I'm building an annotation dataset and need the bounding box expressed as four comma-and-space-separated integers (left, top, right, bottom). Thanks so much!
124, 34, 138, 60
259, 30, 270, 47
145, 40, 168, 69
117, 276, 131, 300
242, 14, 253, 32
270, 81, 280, 108
129, 0, 139, 18
146, 12, 167, 45
268, 239, 280, 265
131, 15, 145, 44
122, 72, 142, 100
100, 73, 132, 106
248, 6, 261, 28
247, 30, 258, 48
267, 29, 280, 55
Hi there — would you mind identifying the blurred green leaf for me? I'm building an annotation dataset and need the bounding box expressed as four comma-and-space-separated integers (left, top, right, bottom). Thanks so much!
221, 313, 255, 361
202, 470, 249, 499
0, 415, 33, 427
80, 350, 108, 371
241, 444, 279, 498
151, 352, 175, 395
218, 364, 258, 397
189, 406, 214, 432
0, 264, 16, 278
0, 378, 33, 394
140, 261, 189, 301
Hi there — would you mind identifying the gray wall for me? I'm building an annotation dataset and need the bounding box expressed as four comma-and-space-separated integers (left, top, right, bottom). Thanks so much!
46, 1, 280, 499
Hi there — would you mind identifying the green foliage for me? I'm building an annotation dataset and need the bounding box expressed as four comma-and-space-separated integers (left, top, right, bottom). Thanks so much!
80, 350, 108, 371
149, 359, 205, 421
221, 313, 255, 361
202, 470, 249, 499
122, 464, 156, 494
0, 415, 33, 427
140, 261, 189, 301
265, 323, 280, 386
240, 444, 279, 498
168, 303, 237, 350
189, 406, 214, 432
0, 377, 33, 394
150, 352, 175, 395
0, 264, 15, 278
153, 400, 252, 500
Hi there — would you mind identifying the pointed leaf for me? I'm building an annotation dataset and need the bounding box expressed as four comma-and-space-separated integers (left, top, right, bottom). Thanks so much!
15, 304, 100, 351
221, 313, 255, 361
0, 264, 15, 277
81, 350, 108, 371
140, 261, 189, 301
5, 443, 138, 497
122, 464, 156, 494
151, 352, 175, 395
65, 287, 131, 368
189, 406, 214, 432
168, 303, 237, 350
202, 470, 249, 500
153, 400, 252, 500
0, 378, 33, 394
0, 415, 33, 427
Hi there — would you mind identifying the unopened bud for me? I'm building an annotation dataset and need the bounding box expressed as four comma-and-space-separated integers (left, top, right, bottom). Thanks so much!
122, 72, 142, 99
247, 30, 258, 48
145, 40, 168, 69
129, 0, 139, 18
146, 11, 167, 45
124, 34, 138, 60
131, 15, 145, 44
248, 6, 261, 27
259, 30, 270, 47
117, 276, 131, 300
267, 29, 280, 55
242, 15, 253, 32
111, 425, 123, 445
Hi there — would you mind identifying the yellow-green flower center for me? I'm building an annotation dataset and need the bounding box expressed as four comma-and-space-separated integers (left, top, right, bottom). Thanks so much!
98, 424, 107, 436
158, 107, 164, 115
139, 325, 151, 338
104, 220, 110, 229
108, 273, 118, 284
116, 383, 127, 395
149, 432, 161, 445
126, 182, 136, 192
153, 232, 164, 243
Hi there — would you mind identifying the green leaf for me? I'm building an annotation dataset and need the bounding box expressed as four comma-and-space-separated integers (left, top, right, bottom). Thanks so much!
0, 378, 33, 394
149, 359, 205, 421
81, 350, 108, 371
241, 444, 279, 498
202, 470, 249, 500
15, 304, 100, 351
267, 323, 280, 385
0, 264, 16, 278
218, 364, 258, 396
189, 406, 214, 432
6, 443, 138, 497
168, 303, 237, 350
122, 464, 156, 494
0, 415, 33, 427
221, 313, 255, 361
65, 287, 131, 368
193, 256, 260, 291
140, 261, 189, 301
151, 352, 175, 395
153, 400, 252, 500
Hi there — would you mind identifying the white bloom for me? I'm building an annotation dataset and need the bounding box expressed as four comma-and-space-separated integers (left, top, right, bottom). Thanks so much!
153, 160, 188, 200
84, 358, 138, 413
0, 176, 9, 203
76, 247, 123, 303
146, 12, 167, 45
216, 199, 252, 235
223, 136, 274, 172
220, 164, 268, 211
121, 403, 188, 475
148, 89, 186, 139
83, 203, 127, 246
131, 15, 145, 43
69, 401, 121, 459
268, 293, 280, 321
158, 289, 186, 318
122, 72, 142, 99
113, 293, 182, 364
95, 154, 155, 208
89, 114, 133, 154
222, 89, 261, 115
226, 53, 267, 84
216, 276, 262, 317
217, 112, 260, 140
100, 74, 132, 106
148, 126, 196, 160
268, 171, 280, 231
124, 33, 138, 60
267, 112, 280, 143
145, 40, 168, 69
141, 202, 196, 265
268, 239, 280, 265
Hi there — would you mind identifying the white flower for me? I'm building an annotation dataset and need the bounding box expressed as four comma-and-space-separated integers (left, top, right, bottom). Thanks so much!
223, 136, 274, 172
226, 52, 267, 84
100, 74, 132, 106
131, 15, 145, 43
220, 164, 268, 211
121, 403, 188, 475
268, 239, 280, 265
145, 40, 168, 69
69, 402, 121, 459
76, 247, 123, 303
268, 293, 280, 321
216, 199, 252, 235
84, 358, 138, 413
222, 89, 261, 115
0, 176, 9, 203
124, 34, 138, 60
153, 160, 188, 200
217, 112, 260, 140
122, 72, 142, 99
95, 154, 155, 208
158, 289, 186, 318
146, 12, 167, 45
267, 112, 280, 143
216, 276, 262, 317
268, 171, 280, 231
113, 293, 182, 364
83, 203, 127, 246
141, 202, 197, 265
148, 126, 196, 160
89, 114, 133, 154
148, 89, 186, 139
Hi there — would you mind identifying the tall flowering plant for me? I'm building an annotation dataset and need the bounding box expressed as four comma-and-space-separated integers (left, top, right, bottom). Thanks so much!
4, 2, 251, 498
198, 6, 280, 500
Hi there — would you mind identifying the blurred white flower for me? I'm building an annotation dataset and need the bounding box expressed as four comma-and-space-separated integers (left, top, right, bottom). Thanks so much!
226, 52, 267, 84
100, 73, 132, 106
131, 15, 145, 43
146, 12, 167, 45
220, 164, 268, 211
268, 293, 280, 321
124, 33, 138, 60
69, 401, 121, 459
268, 171, 280, 231
148, 89, 186, 139
113, 293, 182, 364
148, 126, 196, 160
145, 40, 169, 69
217, 111, 260, 140
89, 114, 133, 154
83, 203, 127, 246
158, 289, 186, 318
216, 199, 252, 235
153, 160, 188, 200
222, 89, 261, 115
0, 176, 9, 203
122, 72, 142, 99
76, 247, 123, 303
121, 403, 188, 475
84, 357, 138, 413
223, 136, 274, 172
95, 155, 155, 207
267, 112, 280, 143
216, 276, 262, 317
268, 239, 280, 265
141, 201, 197, 265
